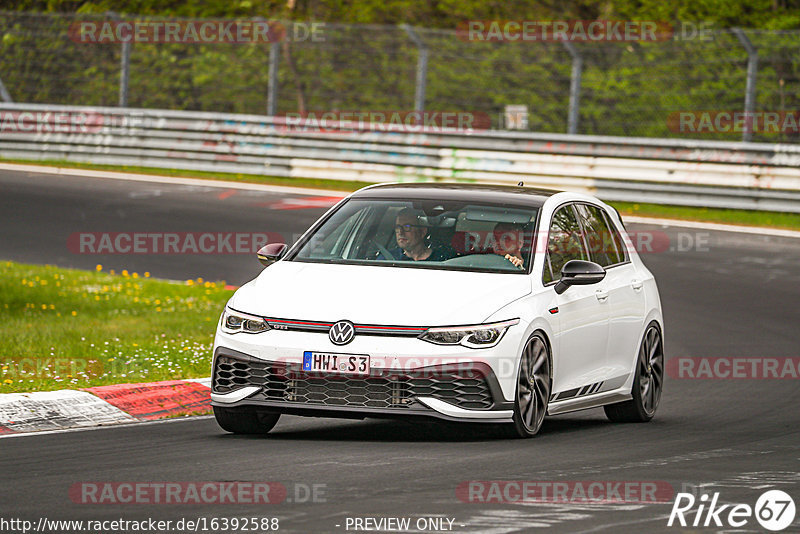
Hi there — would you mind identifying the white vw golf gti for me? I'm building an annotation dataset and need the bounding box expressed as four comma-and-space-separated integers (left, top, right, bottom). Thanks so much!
212, 184, 664, 437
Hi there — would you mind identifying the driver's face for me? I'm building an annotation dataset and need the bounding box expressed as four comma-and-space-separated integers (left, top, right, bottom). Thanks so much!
395, 215, 426, 250
494, 230, 521, 255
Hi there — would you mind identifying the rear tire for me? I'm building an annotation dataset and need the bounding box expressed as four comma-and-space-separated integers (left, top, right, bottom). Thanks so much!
507, 333, 551, 438
604, 322, 663, 423
213, 406, 280, 434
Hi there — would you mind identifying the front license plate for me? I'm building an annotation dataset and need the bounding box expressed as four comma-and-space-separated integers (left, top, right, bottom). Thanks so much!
303, 351, 370, 375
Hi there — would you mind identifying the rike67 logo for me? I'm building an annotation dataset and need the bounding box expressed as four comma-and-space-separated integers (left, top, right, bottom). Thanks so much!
668, 489, 796, 531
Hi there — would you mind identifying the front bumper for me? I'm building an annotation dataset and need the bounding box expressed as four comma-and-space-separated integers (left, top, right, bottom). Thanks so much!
210, 346, 514, 423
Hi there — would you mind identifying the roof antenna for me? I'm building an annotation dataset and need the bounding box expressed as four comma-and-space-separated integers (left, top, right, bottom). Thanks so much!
517, 181, 524, 187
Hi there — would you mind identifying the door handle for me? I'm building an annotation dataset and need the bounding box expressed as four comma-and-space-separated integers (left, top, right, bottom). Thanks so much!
631, 279, 643, 291
595, 289, 609, 301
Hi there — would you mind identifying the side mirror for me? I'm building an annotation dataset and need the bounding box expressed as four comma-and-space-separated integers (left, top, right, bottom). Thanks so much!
554, 259, 606, 295
257, 243, 287, 267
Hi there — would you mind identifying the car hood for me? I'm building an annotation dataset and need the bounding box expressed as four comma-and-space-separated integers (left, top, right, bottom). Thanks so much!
230, 261, 532, 326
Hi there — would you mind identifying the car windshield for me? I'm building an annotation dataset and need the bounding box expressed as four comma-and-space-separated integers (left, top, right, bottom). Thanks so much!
290, 198, 539, 273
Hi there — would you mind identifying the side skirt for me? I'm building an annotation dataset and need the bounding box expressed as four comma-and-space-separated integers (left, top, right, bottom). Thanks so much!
547, 388, 632, 416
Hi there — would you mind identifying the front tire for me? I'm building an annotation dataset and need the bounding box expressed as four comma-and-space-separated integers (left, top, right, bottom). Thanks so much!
508, 333, 551, 438
604, 322, 663, 423
213, 406, 280, 434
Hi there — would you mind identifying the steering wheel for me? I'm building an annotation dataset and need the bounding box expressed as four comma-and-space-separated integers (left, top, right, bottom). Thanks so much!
371, 240, 396, 261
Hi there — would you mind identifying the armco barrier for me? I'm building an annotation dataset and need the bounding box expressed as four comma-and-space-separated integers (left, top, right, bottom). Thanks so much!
2, 103, 800, 212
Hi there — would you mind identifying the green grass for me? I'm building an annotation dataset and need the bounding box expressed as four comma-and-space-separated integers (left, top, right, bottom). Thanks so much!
610, 201, 800, 231
0, 261, 234, 393
5, 158, 800, 230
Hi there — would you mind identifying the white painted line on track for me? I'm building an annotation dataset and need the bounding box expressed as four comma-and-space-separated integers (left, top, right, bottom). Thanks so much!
624, 215, 800, 239
0, 162, 347, 197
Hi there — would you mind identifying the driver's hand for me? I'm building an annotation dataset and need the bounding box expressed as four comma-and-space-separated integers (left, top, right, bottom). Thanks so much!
505, 254, 523, 268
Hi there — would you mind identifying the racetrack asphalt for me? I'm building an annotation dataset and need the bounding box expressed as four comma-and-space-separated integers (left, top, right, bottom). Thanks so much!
1, 168, 799, 533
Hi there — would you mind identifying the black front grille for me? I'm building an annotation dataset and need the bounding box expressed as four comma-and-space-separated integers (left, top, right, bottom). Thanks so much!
213, 354, 493, 410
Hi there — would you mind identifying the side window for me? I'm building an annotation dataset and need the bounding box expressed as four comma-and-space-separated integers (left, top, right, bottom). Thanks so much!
601, 209, 629, 265
575, 204, 620, 267
543, 204, 588, 284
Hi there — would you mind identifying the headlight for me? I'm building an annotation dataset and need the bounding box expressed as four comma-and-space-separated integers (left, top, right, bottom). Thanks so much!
419, 319, 519, 348
220, 307, 270, 334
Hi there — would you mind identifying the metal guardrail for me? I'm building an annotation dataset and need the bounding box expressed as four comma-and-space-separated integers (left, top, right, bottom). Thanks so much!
2, 103, 800, 212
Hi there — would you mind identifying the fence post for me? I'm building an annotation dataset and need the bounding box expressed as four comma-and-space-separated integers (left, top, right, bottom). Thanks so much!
0, 74, 12, 103
562, 41, 582, 135
732, 28, 758, 143
107, 12, 131, 107
401, 24, 428, 113
267, 41, 281, 116
119, 39, 131, 107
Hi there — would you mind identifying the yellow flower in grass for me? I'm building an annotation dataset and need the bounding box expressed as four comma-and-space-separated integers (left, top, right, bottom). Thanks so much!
3, 379, 12, 385
71, 311, 77, 316
144, 272, 150, 278
96, 264, 102, 271
132, 272, 139, 279
186, 279, 194, 286
122, 270, 129, 277
109, 269, 116, 275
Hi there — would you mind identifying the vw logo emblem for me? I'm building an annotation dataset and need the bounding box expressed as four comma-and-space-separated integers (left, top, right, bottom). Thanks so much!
329, 320, 355, 345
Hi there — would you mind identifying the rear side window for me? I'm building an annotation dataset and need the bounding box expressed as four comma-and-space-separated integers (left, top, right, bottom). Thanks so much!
601, 209, 628, 265
575, 203, 624, 267
543, 204, 589, 284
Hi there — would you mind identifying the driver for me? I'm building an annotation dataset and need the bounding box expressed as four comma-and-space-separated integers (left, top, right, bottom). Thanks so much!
385, 208, 451, 262
493, 222, 527, 269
